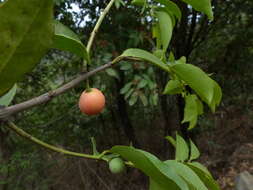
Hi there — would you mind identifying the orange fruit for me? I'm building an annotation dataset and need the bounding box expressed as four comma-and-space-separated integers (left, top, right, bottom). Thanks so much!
78, 88, 105, 115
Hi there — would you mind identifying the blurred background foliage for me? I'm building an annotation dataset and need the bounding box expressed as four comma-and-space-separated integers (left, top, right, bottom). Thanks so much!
0, 0, 253, 189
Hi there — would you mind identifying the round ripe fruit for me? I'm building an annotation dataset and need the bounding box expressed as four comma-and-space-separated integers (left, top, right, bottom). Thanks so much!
78, 88, 105, 115
109, 157, 126, 174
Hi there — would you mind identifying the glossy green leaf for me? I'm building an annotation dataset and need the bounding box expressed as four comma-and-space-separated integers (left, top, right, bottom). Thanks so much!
105, 68, 120, 80
53, 21, 90, 63
154, 0, 182, 20
152, 24, 162, 49
115, 49, 169, 72
180, 0, 213, 20
175, 133, 189, 162
0, 84, 17, 106
165, 136, 176, 148
171, 63, 221, 110
187, 162, 220, 190
163, 80, 183, 95
189, 140, 200, 161
156, 11, 173, 51
111, 146, 189, 190
182, 95, 199, 129
165, 160, 208, 190
0, 0, 54, 95
149, 178, 165, 190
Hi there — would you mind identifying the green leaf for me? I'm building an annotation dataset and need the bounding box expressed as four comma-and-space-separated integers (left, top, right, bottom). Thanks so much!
187, 162, 220, 190
111, 146, 189, 190
175, 133, 189, 162
182, 95, 199, 129
180, 0, 213, 20
131, 0, 146, 7
163, 80, 183, 95
120, 82, 133, 94
0, 84, 17, 106
171, 63, 221, 110
120, 62, 132, 70
152, 24, 162, 49
189, 140, 200, 161
124, 88, 134, 100
129, 92, 139, 106
154, 0, 182, 20
165, 136, 176, 148
149, 178, 165, 190
53, 21, 90, 63
105, 68, 120, 80
165, 160, 208, 190
115, 49, 169, 72
139, 93, 148, 106
0, 0, 54, 95
137, 79, 148, 89
156, 11, 173, 51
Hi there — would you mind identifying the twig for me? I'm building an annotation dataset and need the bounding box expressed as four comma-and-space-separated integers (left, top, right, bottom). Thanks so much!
0, 62, 113, 119
5, 121, 108, 160
86, 0, 116, 53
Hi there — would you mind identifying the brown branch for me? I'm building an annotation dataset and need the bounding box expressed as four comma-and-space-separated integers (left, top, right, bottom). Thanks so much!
0, 62, 113, 119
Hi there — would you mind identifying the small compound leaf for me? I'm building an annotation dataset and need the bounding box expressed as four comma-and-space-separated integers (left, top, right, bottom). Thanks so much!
156, 11, 173, 51
165, 136, 176, 148
189, 140, 200, 161
0, 0, 54, 95
124, 88, 134, 100
0, 84, 17, 106
139, 93, 148, 106
187, 162, 220, 190
120, 82, 133, 94
111, 146, 189, 190
114, 49, 169, 72
165, 160, 208, 190
53, 21, 90, 63
105, 68, 120, 80
175, 133, 189, 162
129, 91, 139, 106
180, 0, 213, 20
137, 79, 148, 89
163, 80, 183, 95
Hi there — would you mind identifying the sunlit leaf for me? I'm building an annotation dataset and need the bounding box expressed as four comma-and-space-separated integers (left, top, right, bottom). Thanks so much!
154, 0, 182, 20
163, 80, 183, 95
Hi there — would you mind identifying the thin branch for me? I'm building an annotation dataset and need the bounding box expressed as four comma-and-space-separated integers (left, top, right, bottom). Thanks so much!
5, 121, 107, 160
0, 62, 113, 119
86, 0, 116, 53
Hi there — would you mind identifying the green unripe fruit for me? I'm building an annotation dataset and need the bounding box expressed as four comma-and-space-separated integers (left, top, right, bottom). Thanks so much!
109, 157, 126, 174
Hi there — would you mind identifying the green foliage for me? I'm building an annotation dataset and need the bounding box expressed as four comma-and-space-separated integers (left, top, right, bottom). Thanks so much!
0, 84, 17, 106
180, 0, 213, 20
53, 21, 90, 64
0, 0, 53, 95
